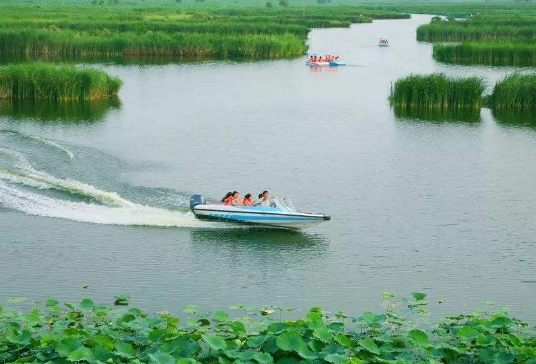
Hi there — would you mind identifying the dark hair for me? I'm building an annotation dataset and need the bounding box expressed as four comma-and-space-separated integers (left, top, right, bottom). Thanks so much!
262, 190, 268, 195
245, 193, 251, 199
232, 191, 238, 197
258, 193, 263, 199
221, 192, 232, 202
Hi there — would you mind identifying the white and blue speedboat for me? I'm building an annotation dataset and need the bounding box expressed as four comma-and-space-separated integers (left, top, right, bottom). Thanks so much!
189, 195, 331, 230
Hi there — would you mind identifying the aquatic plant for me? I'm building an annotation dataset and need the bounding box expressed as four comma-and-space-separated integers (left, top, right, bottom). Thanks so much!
0, 292, 534, 363
490, 73, 536, 110
433, 41, 536, 67
0, 3, 410, 62
389, 73, 485, 110
0, 63, 122, 101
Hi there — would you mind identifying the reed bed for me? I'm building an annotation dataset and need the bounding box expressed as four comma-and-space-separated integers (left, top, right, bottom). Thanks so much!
490, 73, 536, 110
390, 73, 485, 110
433, 41, 536, 67
418, 22, 536, 42
0, 3, 410, 61
0, 30, 307, 59
0, 63, 122, 101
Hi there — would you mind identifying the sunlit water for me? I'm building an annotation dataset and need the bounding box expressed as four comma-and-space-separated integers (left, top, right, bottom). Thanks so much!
1, 15, 535, 320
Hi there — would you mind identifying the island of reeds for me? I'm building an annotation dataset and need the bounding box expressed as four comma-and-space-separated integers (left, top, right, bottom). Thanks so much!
1, 292, 535, 363
0, 63, 122, 101
418, 14, 536, 66
389, 73, 485, 110
0, 1, 410, 62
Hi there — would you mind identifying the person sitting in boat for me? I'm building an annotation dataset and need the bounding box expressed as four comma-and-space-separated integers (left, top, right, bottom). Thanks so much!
242, 193, 254, 206
222, 192, 233, 205
256, 190, 273, 207
231, 191, 242, 206
312, 55, 318, 62
334, 56, 339, 61
318, 56, 324, 62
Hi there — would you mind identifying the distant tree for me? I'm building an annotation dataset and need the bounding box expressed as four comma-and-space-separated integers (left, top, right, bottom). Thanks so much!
266, 1, 273, 7
317, 0, 332, 3
176, 0, 182, 3
279, 0, 289, 7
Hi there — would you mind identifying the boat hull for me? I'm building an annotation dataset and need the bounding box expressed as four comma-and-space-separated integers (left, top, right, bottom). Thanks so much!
329, 61, 346, 66
193, 205, 330, 230
306, 61, 330, 67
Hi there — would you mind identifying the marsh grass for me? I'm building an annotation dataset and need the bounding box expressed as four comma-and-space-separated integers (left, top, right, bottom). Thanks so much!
433, 41, 536, 66
490, 73, 536, 110
0, 63, 122, 101
390, 73, 485, 110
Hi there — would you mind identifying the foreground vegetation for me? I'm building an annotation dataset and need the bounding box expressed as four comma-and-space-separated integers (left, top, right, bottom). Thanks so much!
0, 63, 122, 101
389, 73, 485, 110
0, 293, 534, 363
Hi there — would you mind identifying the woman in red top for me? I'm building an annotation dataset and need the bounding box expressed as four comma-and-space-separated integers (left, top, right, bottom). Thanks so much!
222, 191, 233, 205
242, 193, 254, 206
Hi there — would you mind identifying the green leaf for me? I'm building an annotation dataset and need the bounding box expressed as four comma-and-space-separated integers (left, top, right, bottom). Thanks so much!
115, 342, 135, 358
457, 326, 480, 340
93, 305, 111, 316
358, 339, 380, 355
267, 322, 288, 333
334, 334, 353, 348
409, 329, 430, 346
490, 316, 513, 329
183, 305, 198, 314
45, 298, 58, 307
7, 297, 27, 304
411, 292, 427, 301
476, 334, 496, 346
80, 299, 94, 310
149, 328, 165, 341
213, 310, 229, 322
324, 353, 351, 364
67, 347, 94, 362
148, 351, 176, 364
114, 295, 130, 306
313, 326, 332, 342
56, 336, 83, 358
297, 343, 318, 360
247, 335, 268, 348
253, 352, 274, 364
202, 334, 227, 351
361, 311, 376, 324
276, 331, 303, 352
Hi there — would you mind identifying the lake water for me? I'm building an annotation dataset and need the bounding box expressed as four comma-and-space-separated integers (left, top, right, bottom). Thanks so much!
1, 15, 535, 321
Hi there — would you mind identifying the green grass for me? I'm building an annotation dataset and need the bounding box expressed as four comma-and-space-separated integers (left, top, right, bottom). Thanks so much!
0, 63, 122, 101
433, 41, 536, 67
389, 73, 485, 110
490, 73, 536, 110
0, 3, 410, 61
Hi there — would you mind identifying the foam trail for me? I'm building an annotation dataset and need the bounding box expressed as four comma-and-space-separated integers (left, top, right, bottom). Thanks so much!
0, 129, 74, 159
0, 148, 132, 207
0, 181, 224, 228
27, 135, 74, 159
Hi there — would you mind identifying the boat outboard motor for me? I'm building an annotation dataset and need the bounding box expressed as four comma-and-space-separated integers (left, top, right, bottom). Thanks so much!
189, 194, 205, 212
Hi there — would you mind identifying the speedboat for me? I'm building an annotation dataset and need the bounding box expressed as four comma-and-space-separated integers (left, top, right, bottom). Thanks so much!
378, 37, 389, 46
189, 194, 331, 230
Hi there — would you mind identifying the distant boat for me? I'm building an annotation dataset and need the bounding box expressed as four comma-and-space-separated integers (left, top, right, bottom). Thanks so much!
306, 52, 345, 67
378, 37, 389, 46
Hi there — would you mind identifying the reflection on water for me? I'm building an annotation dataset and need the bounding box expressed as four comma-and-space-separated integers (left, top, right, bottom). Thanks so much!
393, 105, 481, 123
308, 65, 339, 74
492, 108, 536, 128
190, 228, 329, 251
0, 99, 121, 123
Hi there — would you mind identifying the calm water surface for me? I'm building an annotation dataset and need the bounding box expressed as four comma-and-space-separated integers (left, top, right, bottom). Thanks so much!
1, 15, 535, 320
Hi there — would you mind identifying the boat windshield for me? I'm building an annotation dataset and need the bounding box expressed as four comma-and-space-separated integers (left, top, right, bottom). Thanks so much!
270, 197, 297, 211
